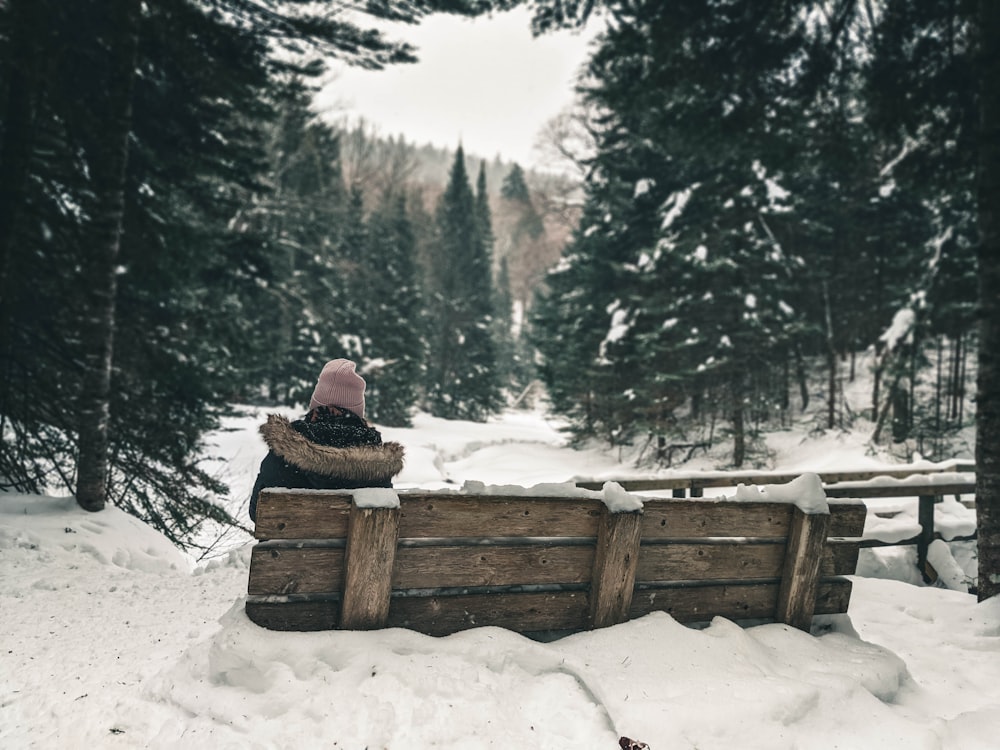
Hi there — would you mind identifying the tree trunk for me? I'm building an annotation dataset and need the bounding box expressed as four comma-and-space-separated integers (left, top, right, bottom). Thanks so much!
823, 282, 837, 429
950, 332, 962, 421
731, 381, 746, 468
976, 0, 1000, 601
74, 0, 142, 512
794, 343, 809, 412
872, 340, 883, 422
935, 336, 943, 435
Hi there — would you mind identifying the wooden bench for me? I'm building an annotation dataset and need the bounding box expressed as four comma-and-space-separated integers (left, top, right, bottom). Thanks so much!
245, 480, 867, 636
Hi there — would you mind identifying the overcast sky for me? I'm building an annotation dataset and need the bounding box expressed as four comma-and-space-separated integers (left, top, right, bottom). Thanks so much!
315, 8, 600, 170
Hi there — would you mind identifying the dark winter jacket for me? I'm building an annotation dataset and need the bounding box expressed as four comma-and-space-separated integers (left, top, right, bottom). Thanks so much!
249, 406, 405, 522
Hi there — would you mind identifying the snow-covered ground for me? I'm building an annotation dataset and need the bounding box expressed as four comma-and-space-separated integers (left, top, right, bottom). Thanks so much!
2, 406, 997, 749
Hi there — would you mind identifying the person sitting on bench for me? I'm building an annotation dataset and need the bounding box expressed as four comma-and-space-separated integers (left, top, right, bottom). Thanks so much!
249, 358, 405, 522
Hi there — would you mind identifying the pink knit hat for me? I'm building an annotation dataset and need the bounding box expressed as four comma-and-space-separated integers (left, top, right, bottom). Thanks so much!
309, 359, 366, 417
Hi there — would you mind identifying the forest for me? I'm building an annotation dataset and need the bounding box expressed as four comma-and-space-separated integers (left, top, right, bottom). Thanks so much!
0, 0, 997, 598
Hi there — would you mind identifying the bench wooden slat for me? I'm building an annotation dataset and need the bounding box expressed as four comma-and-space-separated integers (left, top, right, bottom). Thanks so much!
396, 495, 603, 538
827, 499, 868, 537
387, 590, 590, 635
246, 599, 339, 631
246, 578, 855, 635
639, 498, 865, 539
636, 542, 781, 582
257, 492, 867, 543
245, 537, 860, 597
640, 500, 791, 539
248, 546, 345, 595
254, 490, 351, 539
629, 579, 853, 623
394, 544, 594, 588
256, 491, 606, 540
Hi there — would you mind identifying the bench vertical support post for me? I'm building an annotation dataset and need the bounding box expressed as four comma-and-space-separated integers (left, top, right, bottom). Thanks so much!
917, 495, 937, 582
589, 507, 643, 629
340, 502, 399, 630
775, 506, 829, 630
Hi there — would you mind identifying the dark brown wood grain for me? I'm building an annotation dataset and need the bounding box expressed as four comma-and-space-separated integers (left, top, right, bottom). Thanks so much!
392, 544, 594, 588
340, 505, 399, 630
589, 508, 643, 628
629, 579, 853, 624
254, 489, 352, 539
775, 508, 830, 630
385, 590, 591, 635
396, 494, 603, 538
247, 545, 345, 595
245, 599, 339, 631
640, 500, 792, 539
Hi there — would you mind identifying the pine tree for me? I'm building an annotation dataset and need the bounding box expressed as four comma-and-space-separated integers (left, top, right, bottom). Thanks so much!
425, 147, 502, 420
361, 192, 426, 425
534, 0, 811, 462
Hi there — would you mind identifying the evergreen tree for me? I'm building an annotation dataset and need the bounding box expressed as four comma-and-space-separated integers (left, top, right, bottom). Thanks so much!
360, 192, 426, 425
425, 147, 502, 420
535, 0, 810, 462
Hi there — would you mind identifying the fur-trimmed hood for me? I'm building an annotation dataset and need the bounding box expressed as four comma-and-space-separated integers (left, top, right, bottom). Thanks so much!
259, 414, 404, 485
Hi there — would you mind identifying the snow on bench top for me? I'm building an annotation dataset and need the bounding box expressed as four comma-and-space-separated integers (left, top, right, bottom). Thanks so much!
720, 473, 829, 514
267, 474, 831, 514
824, 472, 973, 489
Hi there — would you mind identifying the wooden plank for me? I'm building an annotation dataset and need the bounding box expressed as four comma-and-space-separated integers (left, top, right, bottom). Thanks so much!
245, 539, 859, 596
827, 499, 867, 537
392, 544, 594, 589
775, 508, 829, 630
637, 543, 784, 581
636, 541, 856, 583
823, 481, 975, 499
826, 540, 861, 576
815, 577, 854, 615
589, 508, 643, 628
245, 579, 855, 633
640, 500, 792, 539
577, 478, 689, 492
397, 494, 603, 538
628, 579, 853, 624
630, 582, 779, 622
254, 489, 352, 539
580, 468, 975, 494
245, 599, 339, 631
340, 504, 399, 630
247, 545, 345, 595
386, 590, 590, 635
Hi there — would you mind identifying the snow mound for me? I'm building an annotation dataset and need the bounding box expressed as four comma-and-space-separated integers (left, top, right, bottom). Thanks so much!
145, 603, 919, 749
724, 472, 829, 513
0, 493, 190, 574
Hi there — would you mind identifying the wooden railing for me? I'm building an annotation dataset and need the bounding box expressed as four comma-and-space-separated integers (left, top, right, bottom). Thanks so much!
577, 461, 977, 581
